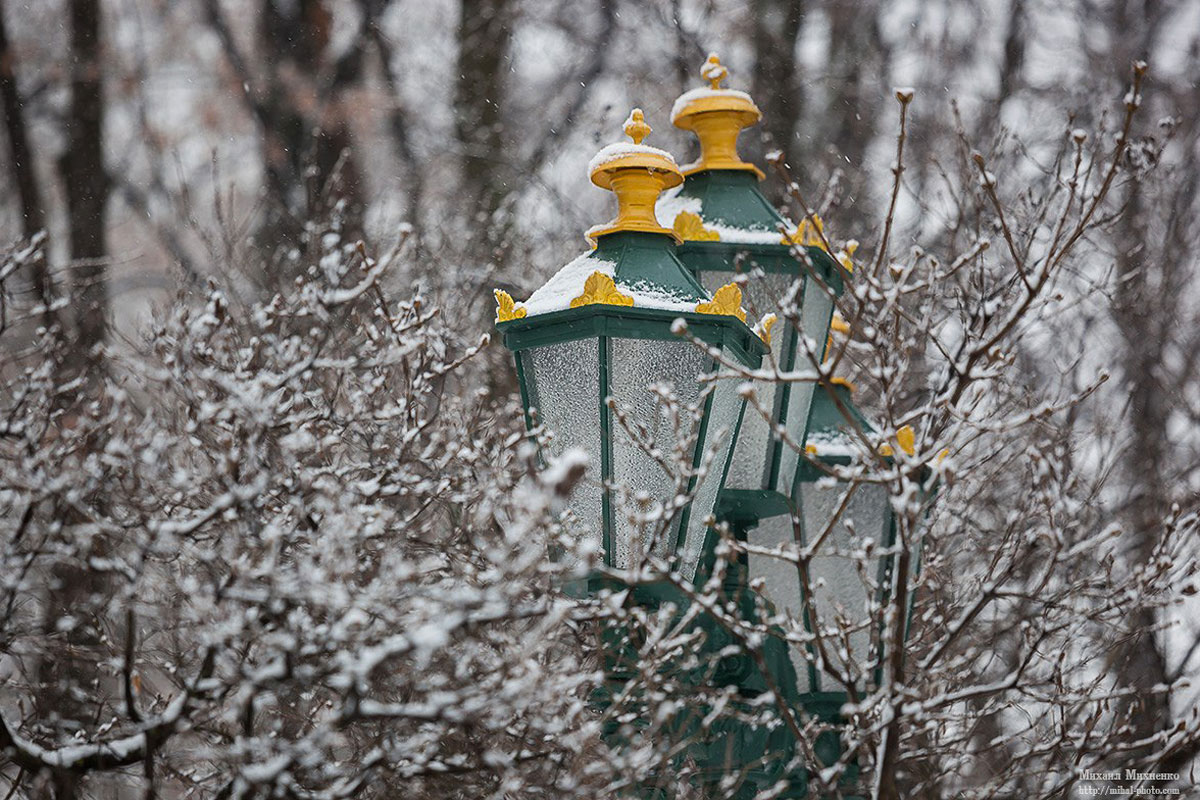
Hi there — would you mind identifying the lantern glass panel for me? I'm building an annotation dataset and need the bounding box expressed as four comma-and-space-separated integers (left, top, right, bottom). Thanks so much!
523, 339, 604, 560
609, 338, 708, 568
698, 271, 796, 491
775, 285, 834, 493
799, 479, 890, 676
680, 358, 743, 579
746, 513, 814, 693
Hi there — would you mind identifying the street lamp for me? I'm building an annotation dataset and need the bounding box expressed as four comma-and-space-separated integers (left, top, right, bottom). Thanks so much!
494, 109, 767, 583
661, 54, 846, 506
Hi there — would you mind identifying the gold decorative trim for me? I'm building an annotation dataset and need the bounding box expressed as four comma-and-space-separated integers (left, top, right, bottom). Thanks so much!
570, 272, 634, 309
782, 214, 826, 248
695, 282, 746, 322
830, 376, 856, 392
836, 240, 858, 273
880, 424, 916, 457
756, 313, 778, 346
494, 289, 527, 322
673, 211, 719, 242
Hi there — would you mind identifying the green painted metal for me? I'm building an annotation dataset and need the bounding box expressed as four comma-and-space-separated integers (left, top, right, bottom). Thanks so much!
497, 223, 769, 584
498, 167, 910, 796
594, 229, 710, 300
500, 304, 765, 364
598, 336, 615, 565
671, 170, 786, 232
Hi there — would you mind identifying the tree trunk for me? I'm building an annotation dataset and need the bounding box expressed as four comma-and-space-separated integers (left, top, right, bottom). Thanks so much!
61, 0, 109, 374
454, 0, 513, 236
0, 4, 55, 329
748, 0, 804, 200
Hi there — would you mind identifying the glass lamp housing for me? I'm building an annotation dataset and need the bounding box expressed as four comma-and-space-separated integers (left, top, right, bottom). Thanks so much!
744, 381, 898, 697
499, 231, 766, 582
663, 170, 844, 501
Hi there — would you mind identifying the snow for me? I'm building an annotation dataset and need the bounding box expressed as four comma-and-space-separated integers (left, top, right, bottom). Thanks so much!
522, 253, 617, 316
707, 222, 785, 245
520, 252, 699, 317
654, 188, 702, 227
670, 87, 756, 123
804, 431, 861, 459
586, 142, 677, 175
655, 187, 791, 245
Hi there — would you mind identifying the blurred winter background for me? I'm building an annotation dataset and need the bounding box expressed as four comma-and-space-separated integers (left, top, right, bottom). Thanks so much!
2, 0, 1200, 796
1, 0, 1194, 335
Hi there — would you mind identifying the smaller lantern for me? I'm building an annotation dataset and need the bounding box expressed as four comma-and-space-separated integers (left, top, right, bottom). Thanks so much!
495, 109, 768, 582
746, 378, 915, 700
662, 54, 847, 503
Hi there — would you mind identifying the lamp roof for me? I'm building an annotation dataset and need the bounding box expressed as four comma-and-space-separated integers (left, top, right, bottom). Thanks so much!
495, 110, 771, 342
662, 55, 845, 268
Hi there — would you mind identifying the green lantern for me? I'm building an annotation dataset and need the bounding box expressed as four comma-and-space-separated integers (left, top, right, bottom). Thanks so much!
661, 54, 847, 505
746, 377, 924, 711
495, 109, 766, 582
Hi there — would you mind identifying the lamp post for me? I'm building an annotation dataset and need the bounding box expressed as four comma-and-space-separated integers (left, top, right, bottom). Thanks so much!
492, 70, 929, 798
660, 55, 928, 796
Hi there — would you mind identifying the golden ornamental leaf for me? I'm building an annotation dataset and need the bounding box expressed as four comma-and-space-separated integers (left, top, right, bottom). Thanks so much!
756, 313, 778, 346
673, 211, 720, 242
836, 249, 856, 273
570, 271, 634, 309
781, 214, 826, 248
695, 282, 746, 322
896, 425, 916, 456
494, 289, 527, 322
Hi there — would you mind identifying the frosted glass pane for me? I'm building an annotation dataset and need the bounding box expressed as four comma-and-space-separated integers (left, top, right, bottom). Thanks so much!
746, 513, 812, 693
678, 353, 744, 580
776, 284, 833, 493
799, 481, 889, 680
609, 339, 706, 570
701, 272, 798, 491
525, 340, 603, 564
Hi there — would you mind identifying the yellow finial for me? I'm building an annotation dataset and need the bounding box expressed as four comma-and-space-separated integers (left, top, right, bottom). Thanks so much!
624, 108, 651, 145
701, 53, 728, 89
587, 109, 683, 242
671, 54, 764, 179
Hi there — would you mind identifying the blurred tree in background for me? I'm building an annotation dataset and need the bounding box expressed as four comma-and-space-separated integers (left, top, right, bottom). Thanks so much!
1, 0, 1199, 797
